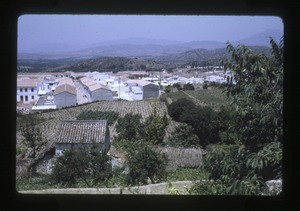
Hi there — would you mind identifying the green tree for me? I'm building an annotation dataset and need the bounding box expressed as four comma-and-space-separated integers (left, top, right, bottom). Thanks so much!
142, 108, 169, 145
115, 113, 143, 141
20, 114, 46, 158
179, 106, 215, 147
223, 38, 283, 153
191, 38, 283, 195
164, 85, 171, 93
183, 83, 195, 91
167, 123, 200, 147
51, 142, 112, 187
172, 83, 182, 90
127, 145, 167, 185
167, 98, 196, 121
202, 81, 208, 89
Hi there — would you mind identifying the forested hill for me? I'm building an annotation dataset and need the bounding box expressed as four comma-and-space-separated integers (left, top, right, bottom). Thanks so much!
17, 46, 271, 73
61, 57, 167, 72
153, 46, 271, 66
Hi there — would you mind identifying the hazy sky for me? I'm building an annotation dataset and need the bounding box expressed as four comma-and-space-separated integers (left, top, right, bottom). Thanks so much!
18, 14, 283, 51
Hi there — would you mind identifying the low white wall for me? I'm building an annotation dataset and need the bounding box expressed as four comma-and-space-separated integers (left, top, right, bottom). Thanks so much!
18, 181, 196, 195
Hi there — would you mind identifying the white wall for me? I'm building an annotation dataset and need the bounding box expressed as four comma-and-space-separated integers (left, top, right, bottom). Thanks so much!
17, 86, 39, 104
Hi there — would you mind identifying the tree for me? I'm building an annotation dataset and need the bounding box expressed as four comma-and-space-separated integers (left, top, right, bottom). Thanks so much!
167, 123, 200, 147
115, 113, 143, 141
183, 83, 195, 91
223, 38, 283, 153
142, 108, 169, 145
167, 98, 196, 121
191, 38, 284, 195
51, 148, 89, 187
51, 142, 112, 187
179, 106, 215, 147
164, 85, 171, 93
20, 114, 46, 158
202, 81, 208, 89
172, 83, 182, 90
127, 145, 167, 185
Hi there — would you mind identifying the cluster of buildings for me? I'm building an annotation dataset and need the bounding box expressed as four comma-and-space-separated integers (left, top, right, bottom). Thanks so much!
17, 71, 161, 111
17, 67, 231, 112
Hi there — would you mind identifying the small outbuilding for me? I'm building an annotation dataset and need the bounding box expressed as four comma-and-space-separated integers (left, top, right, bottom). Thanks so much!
54, 120, 110, 156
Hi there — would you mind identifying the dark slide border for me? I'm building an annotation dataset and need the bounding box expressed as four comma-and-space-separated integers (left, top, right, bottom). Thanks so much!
1, 0, 298, 211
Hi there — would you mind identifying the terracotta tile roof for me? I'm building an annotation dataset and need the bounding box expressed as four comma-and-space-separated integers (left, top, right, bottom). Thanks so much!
58, 77, 74, 86
80, 77, 111, 92
53, 83, 76, 95
56, 120, 107, 144
54, 78, 76, 95
17, 78, 42, 88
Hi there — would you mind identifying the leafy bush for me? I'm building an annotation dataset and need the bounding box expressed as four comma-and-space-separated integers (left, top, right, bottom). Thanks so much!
166, 168, 209, 182
183, 83, 195, 91
172, 83, 182, 90
126, 144, 167, 185
115, 113, 143, 141
51, 143, 112, 187
142, 108, 169, 145
167, 124, 200, 147
179, 106, 215, 147
167, 98, 196, 121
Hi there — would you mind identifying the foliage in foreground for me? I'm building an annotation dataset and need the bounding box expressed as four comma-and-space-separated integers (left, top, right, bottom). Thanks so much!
167, 124, 200, 147
19, 114, 47, 158
126, 144, 167, 185
51, 142, 112, 187
190, 38, 283, 195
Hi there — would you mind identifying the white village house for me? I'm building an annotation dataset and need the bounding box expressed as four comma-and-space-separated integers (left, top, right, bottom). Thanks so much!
80, 77, 113, 102
125, 79, 160, 100
17, 78, 42, 104
53, 77, 77, 108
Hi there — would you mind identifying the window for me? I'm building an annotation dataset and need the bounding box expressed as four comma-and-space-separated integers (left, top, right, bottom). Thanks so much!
31, 88, 34, 92
20, 88, 23, 92
31, 96, 34, 100
25, 88, 27, 92
20, 96, 23, 102
25, 96, 28, 101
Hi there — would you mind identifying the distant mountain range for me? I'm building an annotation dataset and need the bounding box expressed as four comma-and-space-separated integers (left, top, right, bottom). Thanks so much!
17, 45, 269, 73
153, 46, 271, 66
18, 28, 282, 60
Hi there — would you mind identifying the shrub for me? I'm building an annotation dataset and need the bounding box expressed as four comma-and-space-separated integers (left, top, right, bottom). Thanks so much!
127, 145, 167, 185
167, 98, 196, 121
167, 124, 200, 147
183, 83, 195, 91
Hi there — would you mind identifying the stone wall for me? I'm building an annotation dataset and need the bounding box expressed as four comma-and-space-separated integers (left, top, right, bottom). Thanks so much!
154, 146, 203, 171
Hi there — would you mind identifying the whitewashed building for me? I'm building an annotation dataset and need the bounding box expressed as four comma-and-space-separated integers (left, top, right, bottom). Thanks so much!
17, 78, 42, 104
53, 78, 77, 108
125, 79, 159, 99
80, 77, 113, 101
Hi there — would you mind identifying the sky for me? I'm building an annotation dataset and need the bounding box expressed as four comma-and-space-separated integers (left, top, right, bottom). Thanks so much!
18, 15, 283, 52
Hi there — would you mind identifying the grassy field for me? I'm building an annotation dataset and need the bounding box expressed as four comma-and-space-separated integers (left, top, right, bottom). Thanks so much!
166, 88, 229, 111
